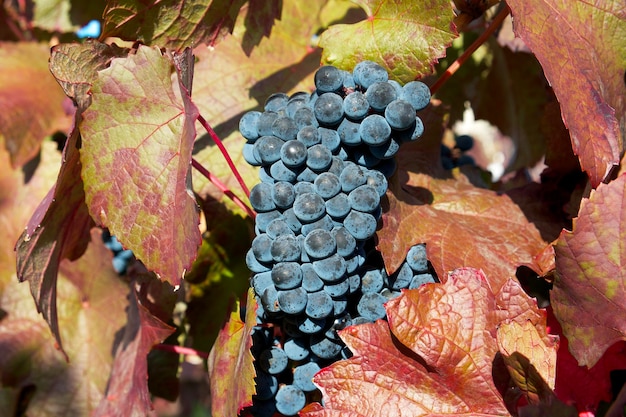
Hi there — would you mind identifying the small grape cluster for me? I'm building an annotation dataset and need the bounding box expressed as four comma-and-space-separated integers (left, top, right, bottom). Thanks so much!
102, 229, 134, 274
241, 61, 436, 416
441, 134, 475, 169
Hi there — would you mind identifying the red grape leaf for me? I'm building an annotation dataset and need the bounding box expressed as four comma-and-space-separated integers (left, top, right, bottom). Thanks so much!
49, 40, 128, 112
552, 173, 626, 368
318, 0, 458, 82
497, 320, 559, 405
547, 307, 626, 413
207, 288, 256, 416
1, 228, 128, 417
0, 42, 72, 168
381, 138, 548, 291
305, 268, 547, 416
101, 0, 247, 51
93, 282, 174, 416
15, 127, 95, 358
506, 0, 626, 187
80, 45, 201, 286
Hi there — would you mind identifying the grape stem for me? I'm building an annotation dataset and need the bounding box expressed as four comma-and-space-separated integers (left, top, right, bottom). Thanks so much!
153, 343, 210, 359
191, 158, 256, 218
430, 4, 511, 95
197, 114, 251, 198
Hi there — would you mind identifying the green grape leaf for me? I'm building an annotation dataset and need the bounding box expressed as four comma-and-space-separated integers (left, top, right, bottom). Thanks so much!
506, 0, 626, 187
32, 0, 106, 33
101, 0, 247, 51
80, 45, 201, 286
49, 40, 128, 112
318, 0, 458, 82
304, 268, 547, 417
552, 173, 626, 368
0, 42, 72, 168
207, 288, 257, 416
380, 107, 549, 290
1, 228, 128, 417
93, 280, 174, 416
15, 127, 95, 358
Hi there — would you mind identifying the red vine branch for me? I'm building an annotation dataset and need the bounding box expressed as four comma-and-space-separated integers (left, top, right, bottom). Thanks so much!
197, 114, 251, 198
430, 4, 511, 95
191, 157, 256, 218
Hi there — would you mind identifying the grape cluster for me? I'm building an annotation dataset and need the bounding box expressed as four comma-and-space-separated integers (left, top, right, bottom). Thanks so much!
102, 229, 134, 274
441, 134, 475, 169
241, 61, 435, 416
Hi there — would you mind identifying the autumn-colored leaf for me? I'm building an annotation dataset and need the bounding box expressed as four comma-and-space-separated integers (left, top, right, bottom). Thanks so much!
207, 288, 256, 416
546, 307, 626, 414
552, 173, 626, 368
15, 127, 95, 357
381, 133, 549, 290
497, 320, 559, 405
506, 0, 626, 187
101, 0, 247, 51
93, 282, 174, 417
318, 0, 458, 82
239, 0, 283, 55
1, 228, 128, 417
0, 42, 72, 168
305, 268, 546, 416
80, 45, 201, 286
49, 40, 128, 112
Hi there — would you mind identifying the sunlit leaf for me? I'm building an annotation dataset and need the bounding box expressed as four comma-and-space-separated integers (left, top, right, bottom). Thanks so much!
552, 173, 626, 367
0, 42, 72, 168
80, 45, 201, 286
305, 268, 546, 416
101, 0, 247, 51
318, 0, 458, 82
207, 288, 256, 416
506, 0, 626, 187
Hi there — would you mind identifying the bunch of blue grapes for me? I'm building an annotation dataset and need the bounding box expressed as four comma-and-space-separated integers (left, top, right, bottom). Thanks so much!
102, 229, 134, 274
241, 61, 436, 417
441, 134, 475, 169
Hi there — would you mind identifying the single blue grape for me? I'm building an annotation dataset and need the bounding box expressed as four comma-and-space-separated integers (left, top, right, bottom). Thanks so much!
285, 97, 307, 119
253, 135, 284, 165
257, 112, 279, 136
455, 134, 474, 151
390, 261, 413, 290
255, 210, 283, 233
309, 334, 343, 359
272, 181, 296, 209
277, 287, 308, 314
283, 338, 310, 361
361, 269, 384, 294
246, 248, 271, 273
76, 20, 101, 38
343, 91, 370, 120
280, 139, 307, 167
313, 92, 344, 126
352, 60, 388, 89
384, 99, 416, 130
270, 234, 301, 262
282, 208, 302, 234
306, 144, 333, 171
314, 65, 343, 93
296, 315, 326, 334
406, 243, 428, 273
296, 125, 321, 147
239, 111, 261, 141
332, 297, 348, 316
365, 168, 389, 198
303, 229, 336, 259
365, 81, 397, 111
401, 81, 431, 111
348, 184, 380, 213
348, 272, 361, 293
319, 127, 341, 152
305, 290, 334, 319
293, 192, 326, 223
301, 263, 324, 292
333, 226, 356, 257
251, 271, 274, 296
339, 161, 367, 192
324, 276, 350, 297
314, 172, 341, 199
275, 385, 306, 416
328, 157, 345, 177
269, 160, 298, 182
293, 361, 321, 392
343, 210, 377, 240
359, 114, 391, 146
260, 284, 280, 313
342, 70, 356, 89
409, 273, 436, 289
294, 107, 319, 129
312, 253, 346, 282
271, 262, 303, 290
251, 233, 274, 263
272, 116, 299, 141
249, 182, 276, 212
243, 142, 261, 166
259, 346, 289, 374
253, 371, 279, 400
337, 118, 362, 146
325, 192, 350, 219
357, 292, 387, 321
264, 93, 289, 112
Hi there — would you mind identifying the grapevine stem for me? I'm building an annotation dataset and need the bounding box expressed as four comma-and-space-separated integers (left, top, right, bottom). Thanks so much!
153, 343, 210, 359
197, 114, 251, 198
191, 158, 256, 219
430, 4, 511, 95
